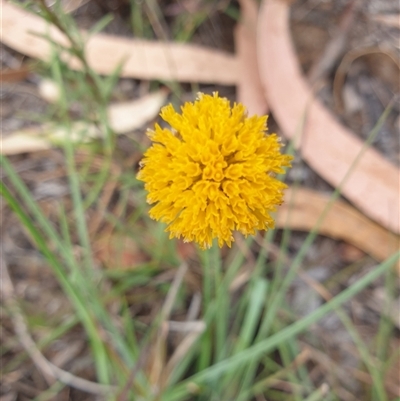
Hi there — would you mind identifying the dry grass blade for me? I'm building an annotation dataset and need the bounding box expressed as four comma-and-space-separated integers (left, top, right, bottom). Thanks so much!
1, 1, 238, 84
0, 255, 115, 395
297, 270, 400, 398
164, 325, 206, 381
254, 349, 311, 390
150, 263, 188, 389
117, 263, 188, 400
257, 0, 400, 234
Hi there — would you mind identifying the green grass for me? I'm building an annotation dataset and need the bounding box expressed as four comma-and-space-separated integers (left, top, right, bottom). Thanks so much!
1, 2, 399, 401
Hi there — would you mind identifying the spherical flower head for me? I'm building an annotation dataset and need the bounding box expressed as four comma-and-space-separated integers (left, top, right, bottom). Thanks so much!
137, 92, 293, 249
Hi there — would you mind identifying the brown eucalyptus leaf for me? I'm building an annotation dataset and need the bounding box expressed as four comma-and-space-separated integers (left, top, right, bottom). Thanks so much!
1, 1, 238, 84
258, 0, 400, 234
278, 188, 400, 272
234, 0, 268, 115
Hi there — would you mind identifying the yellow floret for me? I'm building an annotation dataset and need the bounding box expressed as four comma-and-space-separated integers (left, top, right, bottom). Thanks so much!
137, 92, 292, 249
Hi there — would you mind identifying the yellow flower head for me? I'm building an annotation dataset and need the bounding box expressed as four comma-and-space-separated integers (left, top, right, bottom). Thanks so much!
137, 92, 292, 249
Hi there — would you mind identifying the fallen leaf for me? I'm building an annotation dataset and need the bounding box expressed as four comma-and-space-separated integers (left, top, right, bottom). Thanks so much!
0, 65, 31, 82
1, 123, 100, 155
258, 0, 400, 234
107, 89, 168, 133
38, 79, 169, 132
277, 187, 400, 272
1, 1, 238, 84
1, 90, 167, 154
1, 130, 52, 154
234, 0, 268, 115
38, 79, 61, 103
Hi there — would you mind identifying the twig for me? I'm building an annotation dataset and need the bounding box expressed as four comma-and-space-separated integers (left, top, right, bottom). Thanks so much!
333, 47, 400, 113
308, 0, 360, 85
163, 322, 206, 381
0, 255, 115, 396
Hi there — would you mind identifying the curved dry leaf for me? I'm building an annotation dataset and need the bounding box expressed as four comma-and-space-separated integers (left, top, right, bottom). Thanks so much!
234, 0, 268, 115
258, 0, 400, 234
1, 123, 100, 155
107, 90, 168, 133
37, 84, 168, 134
277, 188, 400, 272
1, 1, 238, 84
1, 90, 167, 154
1, 130, 52, 154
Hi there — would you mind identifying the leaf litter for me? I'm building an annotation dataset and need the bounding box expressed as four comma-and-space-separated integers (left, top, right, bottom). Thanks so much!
1, 0, 400, 400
